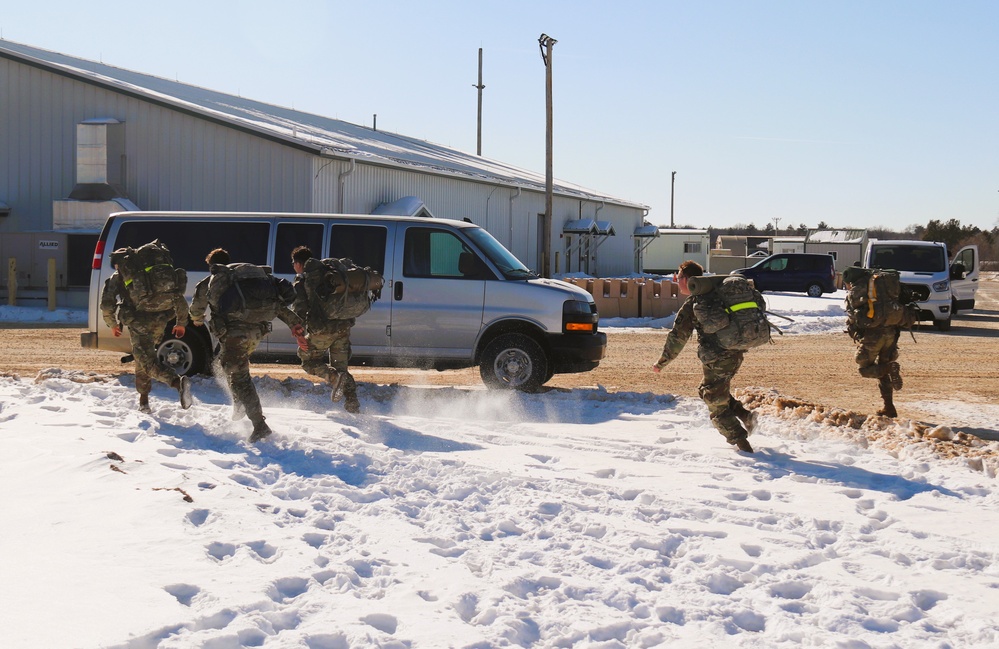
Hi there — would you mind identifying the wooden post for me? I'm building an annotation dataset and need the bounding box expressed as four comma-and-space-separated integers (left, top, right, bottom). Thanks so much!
7, 258, 15, 306
48, 258, 57, 311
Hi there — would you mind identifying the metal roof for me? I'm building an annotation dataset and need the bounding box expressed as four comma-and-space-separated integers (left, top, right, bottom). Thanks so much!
805, 229, 867, 244
0, 39, 646, 210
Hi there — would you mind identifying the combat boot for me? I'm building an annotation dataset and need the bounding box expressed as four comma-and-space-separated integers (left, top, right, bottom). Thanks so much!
343, 375, 360, 413
887, 362, 903, 391
138, 393, 151, 414
329, 371, 346, 403
177, 376, 193, 409
877, 377, 897, 418
249, 420, 272, 443
735, 437, 755, 453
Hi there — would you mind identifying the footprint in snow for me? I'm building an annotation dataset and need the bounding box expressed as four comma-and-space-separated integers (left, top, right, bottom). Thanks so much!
205, 541, 237, 562
268, 576, 310, 602
164, 583, 200, 606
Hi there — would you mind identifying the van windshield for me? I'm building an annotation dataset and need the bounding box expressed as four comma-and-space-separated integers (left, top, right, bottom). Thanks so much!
465, 227, 538, 279
869, 245, 946, 273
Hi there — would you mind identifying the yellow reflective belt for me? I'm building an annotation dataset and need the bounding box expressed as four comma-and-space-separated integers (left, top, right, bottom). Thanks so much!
727, 301, 758, 313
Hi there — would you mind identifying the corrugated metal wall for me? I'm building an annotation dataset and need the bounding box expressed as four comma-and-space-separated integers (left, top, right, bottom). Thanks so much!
312, 159, 644, 276
1, 57, 315, 232
3, 55, 644, 277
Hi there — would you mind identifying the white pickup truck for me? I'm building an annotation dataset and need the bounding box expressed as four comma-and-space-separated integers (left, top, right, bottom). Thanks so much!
863, 239, 979, 331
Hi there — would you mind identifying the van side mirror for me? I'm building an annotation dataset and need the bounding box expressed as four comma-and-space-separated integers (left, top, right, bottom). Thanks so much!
949, 262, 966, 280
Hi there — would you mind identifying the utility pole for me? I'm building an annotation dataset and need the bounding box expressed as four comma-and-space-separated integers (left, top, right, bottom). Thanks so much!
670, 171, 676, 227
473, 48, 485, 156
539, 33, 557, 278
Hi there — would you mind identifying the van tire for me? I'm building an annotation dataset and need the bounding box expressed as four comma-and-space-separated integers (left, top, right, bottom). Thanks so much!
479, 333, 548, 393
157, 328, 211, 376
805, 283, 823, 297
933, 318, 952, 332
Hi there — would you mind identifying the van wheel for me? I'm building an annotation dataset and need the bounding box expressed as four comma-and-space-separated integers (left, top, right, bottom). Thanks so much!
933, 318, 951, 332
479, 333, 548, 393
805, 283, 823, 297
157, 329, 211, 376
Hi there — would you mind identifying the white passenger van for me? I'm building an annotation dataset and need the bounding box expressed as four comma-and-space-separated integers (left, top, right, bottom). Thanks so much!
863, 239, 979, 331
82, 212, 606, 391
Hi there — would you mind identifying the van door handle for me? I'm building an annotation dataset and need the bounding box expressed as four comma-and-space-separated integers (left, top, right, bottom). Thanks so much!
394, 281, 404, 300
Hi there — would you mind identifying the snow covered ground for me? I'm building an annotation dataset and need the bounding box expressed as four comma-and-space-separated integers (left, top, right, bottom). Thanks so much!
2, 292, 999, 648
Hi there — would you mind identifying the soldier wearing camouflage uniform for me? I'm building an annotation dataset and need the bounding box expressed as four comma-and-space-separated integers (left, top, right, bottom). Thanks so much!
100, 251, 192, 413
652, 261, 757, 453
189, 248, 307, 442
290, 246, 357, 413
843, 265, 904, 418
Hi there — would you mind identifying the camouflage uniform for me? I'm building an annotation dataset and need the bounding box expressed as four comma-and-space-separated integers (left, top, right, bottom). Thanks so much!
852, 325, 902, 417
292, 275, 359, 412
190, 265, 303, 432
100, 271, 189, 401
655, 294, 754, 445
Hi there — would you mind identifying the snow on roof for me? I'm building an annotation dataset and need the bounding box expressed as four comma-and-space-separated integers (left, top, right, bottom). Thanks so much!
806, 229, 867, 244
0, 39, 646, 210
656, 228, 708, 235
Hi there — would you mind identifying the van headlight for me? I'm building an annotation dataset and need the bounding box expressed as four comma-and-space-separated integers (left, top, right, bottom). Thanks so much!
932, 280, 950, 292
563, 300, 598, 333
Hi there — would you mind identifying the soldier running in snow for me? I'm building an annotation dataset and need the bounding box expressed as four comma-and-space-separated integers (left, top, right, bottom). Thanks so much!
651, 260, 761, 453
291, 246, 382, 414
100, 241, 192, 413
189, 248, 308, 443
842, 264, 913, 418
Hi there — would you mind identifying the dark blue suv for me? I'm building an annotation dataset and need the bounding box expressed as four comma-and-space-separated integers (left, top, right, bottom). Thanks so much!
732, 253, 836, 297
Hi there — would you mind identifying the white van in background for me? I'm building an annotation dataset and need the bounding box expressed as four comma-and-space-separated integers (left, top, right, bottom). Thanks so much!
81, 212, 606, 392
863, 239, 979, 331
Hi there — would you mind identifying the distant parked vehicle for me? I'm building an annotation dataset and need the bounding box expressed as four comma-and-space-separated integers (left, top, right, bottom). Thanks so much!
731, 253, 837, 297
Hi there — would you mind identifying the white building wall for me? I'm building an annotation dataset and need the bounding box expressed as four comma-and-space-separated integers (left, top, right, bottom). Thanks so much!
3, 54, 646, 280
312, 159, 644, 276
1, 56, 316, 233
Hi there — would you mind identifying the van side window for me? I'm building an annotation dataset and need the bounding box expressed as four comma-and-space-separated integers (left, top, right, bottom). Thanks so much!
766, 257, 788, 271
275, 223, 324, 274
404, 227, 472, 278
329, 225, 387, 274
114, 221, 269, 270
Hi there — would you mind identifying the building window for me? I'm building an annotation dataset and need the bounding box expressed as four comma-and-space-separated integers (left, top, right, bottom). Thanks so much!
684, 242, 701, 254
827, 251, 838, 261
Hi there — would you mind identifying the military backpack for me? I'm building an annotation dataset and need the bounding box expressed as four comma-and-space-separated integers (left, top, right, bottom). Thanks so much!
111, 239, 187, 312
302, 257, 384, 320
207, 263, 285, 325
843, 267, 919, 330
688, 274, 773, 351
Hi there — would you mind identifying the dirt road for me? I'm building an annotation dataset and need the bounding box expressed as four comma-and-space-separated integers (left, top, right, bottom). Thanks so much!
3, 276, 997, 426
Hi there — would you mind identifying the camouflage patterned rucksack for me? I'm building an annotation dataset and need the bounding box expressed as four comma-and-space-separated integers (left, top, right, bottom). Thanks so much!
843, 267, 919, 330
688, 274, 772, 351
302, 257, 384, 320
111, 240, 187, 312
207, 263, 285, 325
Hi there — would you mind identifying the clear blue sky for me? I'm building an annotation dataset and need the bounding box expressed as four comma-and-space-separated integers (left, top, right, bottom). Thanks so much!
5, 0, 998, 232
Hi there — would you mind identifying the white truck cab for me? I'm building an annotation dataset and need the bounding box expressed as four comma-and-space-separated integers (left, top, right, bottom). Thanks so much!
863, 239, 979, 331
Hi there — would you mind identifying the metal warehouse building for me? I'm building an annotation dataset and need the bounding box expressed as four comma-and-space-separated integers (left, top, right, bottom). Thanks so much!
0, 40, 649, 307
